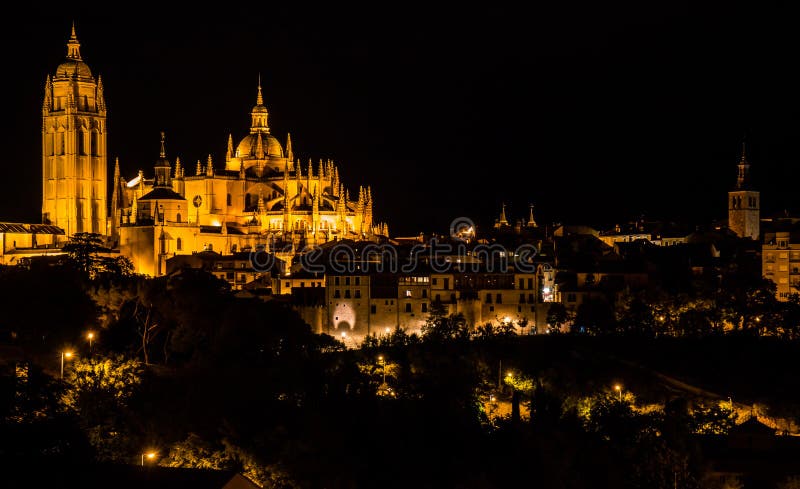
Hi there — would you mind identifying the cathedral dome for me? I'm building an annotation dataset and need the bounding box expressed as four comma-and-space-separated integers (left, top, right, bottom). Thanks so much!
55, 59, 93, 79
236, 133, 284, 159
55, 25, 93, 79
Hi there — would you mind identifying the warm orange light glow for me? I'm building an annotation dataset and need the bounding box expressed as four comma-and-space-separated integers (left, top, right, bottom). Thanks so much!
377, 355, 384, 362
87, 332, 94, 340
146, 452, 156, 459
614, 384, 621, 391
64, 351, 73, 358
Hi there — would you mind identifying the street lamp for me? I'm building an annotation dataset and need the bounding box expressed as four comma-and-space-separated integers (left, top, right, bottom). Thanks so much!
60, 351, 73, 379
141, 451, 156, 466
614, 384, 622, 402
87, 332, 95, 352
340, 331, 347, 348
377, 355, 386, 384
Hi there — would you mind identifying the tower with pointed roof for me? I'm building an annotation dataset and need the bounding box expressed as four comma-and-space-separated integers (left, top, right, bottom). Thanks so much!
42, 24, 107, 237
728, 142, 759, 240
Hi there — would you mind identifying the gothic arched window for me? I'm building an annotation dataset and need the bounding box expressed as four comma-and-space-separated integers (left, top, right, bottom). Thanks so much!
176, 237, 182, 251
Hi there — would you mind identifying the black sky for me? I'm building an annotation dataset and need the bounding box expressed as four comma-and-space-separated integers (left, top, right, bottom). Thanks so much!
2, 4, 799, 237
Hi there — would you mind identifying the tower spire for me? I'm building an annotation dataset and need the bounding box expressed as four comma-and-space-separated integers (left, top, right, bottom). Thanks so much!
250, 75, 269, 132
737, 140, 751, 189
257, 73, 264, 106
499, 203, 508, 226
67, 22, 81, 60
159, 131, 166, 158
527, 204, 537, 228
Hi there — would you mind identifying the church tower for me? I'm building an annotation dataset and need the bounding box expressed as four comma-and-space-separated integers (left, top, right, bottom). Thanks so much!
42, 24, 107, 237
728, 142, 759, 240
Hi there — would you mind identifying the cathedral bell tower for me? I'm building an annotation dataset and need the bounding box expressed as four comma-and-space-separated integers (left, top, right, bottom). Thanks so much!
42, 24, 108, 237
728, 142, 759, 240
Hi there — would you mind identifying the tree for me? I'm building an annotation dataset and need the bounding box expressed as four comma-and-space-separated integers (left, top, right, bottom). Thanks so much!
60, 354, 143, 461
572, 298, 616, 335
778, 476, 800, 489
63, 232, 133, 280
546, 303, 570, 333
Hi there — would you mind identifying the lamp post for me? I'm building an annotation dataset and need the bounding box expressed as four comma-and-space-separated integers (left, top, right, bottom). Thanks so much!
87, 332, 94, 353
340, 331, 347, 349
614, 384, 622, 402
141, 451, 156, 467
377, 355, 386, 384
60, 351, 73, 379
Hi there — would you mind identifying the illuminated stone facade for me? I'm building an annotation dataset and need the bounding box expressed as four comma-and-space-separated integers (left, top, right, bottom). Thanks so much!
41, 25, 107, 236
41, 28, 388, 276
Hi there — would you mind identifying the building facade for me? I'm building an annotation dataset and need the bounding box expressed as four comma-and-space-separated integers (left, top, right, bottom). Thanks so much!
41, 25, 108, 237
38, 27, 388, 277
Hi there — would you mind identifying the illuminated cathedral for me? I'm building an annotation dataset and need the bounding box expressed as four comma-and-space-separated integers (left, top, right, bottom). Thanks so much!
40, 26, 388, 276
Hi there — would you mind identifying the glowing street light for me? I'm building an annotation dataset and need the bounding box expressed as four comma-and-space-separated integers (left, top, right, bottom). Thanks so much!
340, 331, 347, 348
377, 355, 386, 384
87, 332, 95, 352
60, 351, 73, 379
614, 384, 622, 402
141, 451, 157, 466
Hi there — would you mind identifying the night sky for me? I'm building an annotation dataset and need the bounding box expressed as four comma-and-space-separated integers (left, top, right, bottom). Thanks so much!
1, 4, 799, 237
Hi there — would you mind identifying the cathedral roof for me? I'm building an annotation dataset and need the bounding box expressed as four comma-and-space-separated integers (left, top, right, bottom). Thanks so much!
236, 133, 284, 159
55, 59, 93, 79
55, 24, 93, 80
139, 187, 186, 201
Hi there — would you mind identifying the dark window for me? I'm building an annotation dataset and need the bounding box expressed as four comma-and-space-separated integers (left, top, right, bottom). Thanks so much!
300, 282, 305, 288
486, 294, 492, 304
345, 290, 351, 298
285, 281, 290, 287
435, 294, 440, 302
432, 278, 438, 285
355, 277, 361, 286
176, 237, 182, 250
226, 272, 234, 280
531, 306, 535, 312
520, 294, 526, 303
444, 278, 450, 289
528, 294, 534, 303
421, 303, 428, 313
227, 193, 232, 206
519, 279, 524, 289
496, 293, 502, 304
405, 303, 412, 313
489, 306, 494, 312
335, 277, 340, 286
355, 290, 361, 298
422, 289, 428, 298
371, 305, 376, 314
527, 278, 533, 289
334, 290, 341, 298
450, 293, 456, 303
345, 277, 351, 285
